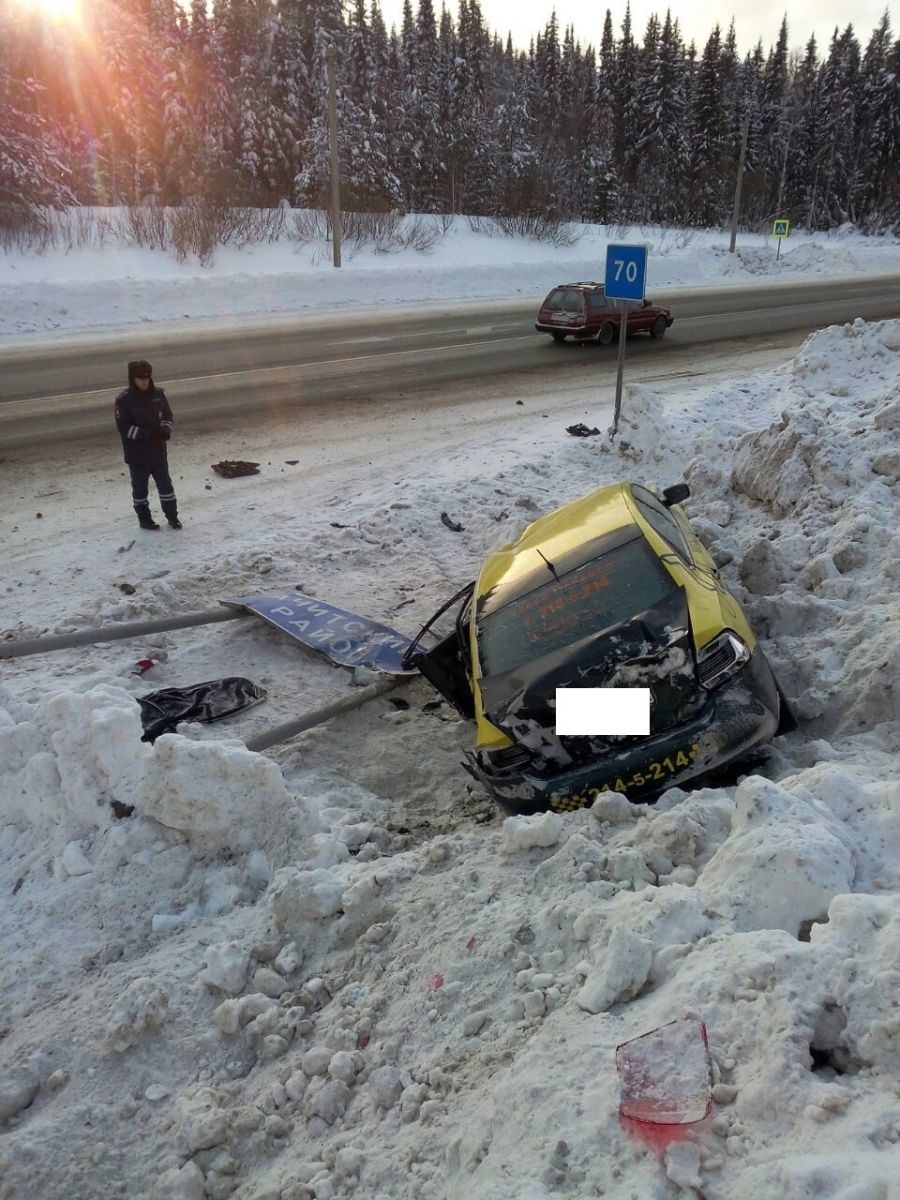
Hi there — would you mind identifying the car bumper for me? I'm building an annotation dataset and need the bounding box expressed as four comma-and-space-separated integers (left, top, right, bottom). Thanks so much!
535, 322, 593, 337
463, 652, 781, 814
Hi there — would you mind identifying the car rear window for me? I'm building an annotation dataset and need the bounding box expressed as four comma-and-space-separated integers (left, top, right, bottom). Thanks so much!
545, 289, 584, 313
476, 536, 677, 676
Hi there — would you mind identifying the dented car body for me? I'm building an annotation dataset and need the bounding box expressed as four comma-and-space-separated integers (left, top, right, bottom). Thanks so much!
405, 481, 793, 814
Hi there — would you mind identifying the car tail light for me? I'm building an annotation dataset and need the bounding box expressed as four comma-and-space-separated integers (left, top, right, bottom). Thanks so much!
697, 630, 751, 689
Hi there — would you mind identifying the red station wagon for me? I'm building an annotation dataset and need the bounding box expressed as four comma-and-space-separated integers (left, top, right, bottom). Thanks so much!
535, 281, 674, 345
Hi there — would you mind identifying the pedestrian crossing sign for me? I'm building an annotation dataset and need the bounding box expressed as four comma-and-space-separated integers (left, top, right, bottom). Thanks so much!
772, 219, 790, 237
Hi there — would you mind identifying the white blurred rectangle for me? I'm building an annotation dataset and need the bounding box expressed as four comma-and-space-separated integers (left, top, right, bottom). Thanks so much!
555, 688, 651, 736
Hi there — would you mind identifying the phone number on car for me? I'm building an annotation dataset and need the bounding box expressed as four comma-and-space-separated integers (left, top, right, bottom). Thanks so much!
553, 742, 702, 811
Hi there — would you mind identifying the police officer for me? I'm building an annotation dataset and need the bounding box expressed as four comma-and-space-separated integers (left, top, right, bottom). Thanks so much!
114, 360, 182, 531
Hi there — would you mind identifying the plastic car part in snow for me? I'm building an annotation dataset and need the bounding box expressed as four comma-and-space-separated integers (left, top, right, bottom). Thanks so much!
615, 1018, 712, 1125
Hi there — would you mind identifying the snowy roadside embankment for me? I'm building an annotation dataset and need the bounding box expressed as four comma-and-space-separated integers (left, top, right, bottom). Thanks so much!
0, 319, 898, 1199
0, 217, 897, 341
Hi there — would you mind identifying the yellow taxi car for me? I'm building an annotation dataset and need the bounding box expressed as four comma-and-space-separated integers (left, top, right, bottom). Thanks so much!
404, 481, 794, 814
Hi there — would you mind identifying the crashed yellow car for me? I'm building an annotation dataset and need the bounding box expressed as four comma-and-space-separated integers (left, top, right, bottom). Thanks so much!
405, 481, 794, 814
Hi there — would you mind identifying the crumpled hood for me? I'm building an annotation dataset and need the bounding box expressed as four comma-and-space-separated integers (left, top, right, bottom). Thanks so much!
480, 589, 703, 766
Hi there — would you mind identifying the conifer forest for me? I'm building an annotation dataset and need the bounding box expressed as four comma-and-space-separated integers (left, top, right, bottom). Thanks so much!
2, 0, 899, 233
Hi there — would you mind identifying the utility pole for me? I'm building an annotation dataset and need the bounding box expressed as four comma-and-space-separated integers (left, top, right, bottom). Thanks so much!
326, 45, 341, 269
729, 117, 750, 253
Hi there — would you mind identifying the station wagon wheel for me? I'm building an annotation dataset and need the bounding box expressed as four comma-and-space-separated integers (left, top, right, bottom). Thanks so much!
597, 322, 615, 346
650, 314, 668, 339
551, 331, 567, 342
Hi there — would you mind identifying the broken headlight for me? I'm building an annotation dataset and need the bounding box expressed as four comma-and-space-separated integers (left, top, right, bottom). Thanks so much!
697, 630, 751, 690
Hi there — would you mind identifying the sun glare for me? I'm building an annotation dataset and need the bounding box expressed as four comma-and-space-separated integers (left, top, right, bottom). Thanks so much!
21, 0, 83, 23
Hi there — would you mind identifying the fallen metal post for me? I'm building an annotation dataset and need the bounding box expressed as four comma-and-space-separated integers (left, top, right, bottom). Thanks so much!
0, 607, 248, 660
245, 678, 406, 752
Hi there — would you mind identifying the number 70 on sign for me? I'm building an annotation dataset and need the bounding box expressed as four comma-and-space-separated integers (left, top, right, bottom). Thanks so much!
605, 244, 648, 301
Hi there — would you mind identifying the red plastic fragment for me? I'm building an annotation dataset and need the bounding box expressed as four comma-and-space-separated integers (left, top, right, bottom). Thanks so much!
430, 973, 444, 991
615, 1018, 712, 1127
465, 936, 477, 951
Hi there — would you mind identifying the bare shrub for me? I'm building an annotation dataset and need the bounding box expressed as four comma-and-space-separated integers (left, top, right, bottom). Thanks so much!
169, 206, 196, 263
484, 213, 582, 247
45, 207, 114, 251
287, 208, 440, 254
117, 204, 170, 250
288, 208, 330, 244
70, 207, 113, 249
823, 222, 857, 241
438, 212, 455, 235
0, 204, 55, 253
243, 206, 288, 244
395, 215, 441, 252
467, 214, 494, 235
165, 201, 287, 263
340, 209, 403, 252
169, 202, 217, 264
653, 227, 698, 255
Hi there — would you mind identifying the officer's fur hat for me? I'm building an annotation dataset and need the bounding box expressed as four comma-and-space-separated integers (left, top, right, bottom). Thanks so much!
127, 360, 153, 385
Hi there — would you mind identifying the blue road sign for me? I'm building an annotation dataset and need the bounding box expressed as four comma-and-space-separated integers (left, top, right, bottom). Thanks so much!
222, 592, 419, 675
605, 244, 648, 301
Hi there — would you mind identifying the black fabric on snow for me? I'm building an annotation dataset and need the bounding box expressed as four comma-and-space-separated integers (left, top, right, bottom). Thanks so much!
137, 677, 268, 742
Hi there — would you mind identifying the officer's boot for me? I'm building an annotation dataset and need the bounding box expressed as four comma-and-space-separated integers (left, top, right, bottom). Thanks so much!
135, 502, 160, 531
161, 496, 182, 530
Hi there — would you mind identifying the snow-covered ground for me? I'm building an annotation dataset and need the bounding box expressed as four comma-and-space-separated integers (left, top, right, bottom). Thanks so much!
1, 224, 899, 1200
1, 215, 898, 342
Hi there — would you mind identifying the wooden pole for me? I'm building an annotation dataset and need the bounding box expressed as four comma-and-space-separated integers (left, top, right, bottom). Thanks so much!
326, 46, 342, 269
729, 117, 750, 254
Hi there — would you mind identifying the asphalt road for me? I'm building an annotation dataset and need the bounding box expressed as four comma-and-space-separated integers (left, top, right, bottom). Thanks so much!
1, 274, 897, 449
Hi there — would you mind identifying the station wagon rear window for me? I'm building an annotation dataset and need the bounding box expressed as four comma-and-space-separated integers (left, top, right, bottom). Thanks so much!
545, 289, 584, 312
476, 536, 677, 675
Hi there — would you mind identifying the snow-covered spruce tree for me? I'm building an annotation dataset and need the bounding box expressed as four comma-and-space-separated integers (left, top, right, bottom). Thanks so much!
492, 42, 539, 218
858, 14, 900, 230
689, 25, 729, 226
636, 11, 690, 223
611, 4, 642, 222
783, 35, 820, 227
814, 25, 864, 226
0, 4, 73, 217
294, 9, 402, 214
409, 0, 445, 213
760, 17, 791, 219
734, 39, 767, 226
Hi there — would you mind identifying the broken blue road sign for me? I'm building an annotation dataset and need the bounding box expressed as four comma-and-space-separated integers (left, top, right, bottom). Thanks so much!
222, 592, 418, 675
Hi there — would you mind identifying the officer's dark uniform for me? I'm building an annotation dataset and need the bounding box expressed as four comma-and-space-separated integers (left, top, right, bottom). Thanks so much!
114, 359, 181, 530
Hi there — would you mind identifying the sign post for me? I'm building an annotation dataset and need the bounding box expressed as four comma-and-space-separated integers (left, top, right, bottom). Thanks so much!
772, 217, 790, 261
605, 244, 648, 440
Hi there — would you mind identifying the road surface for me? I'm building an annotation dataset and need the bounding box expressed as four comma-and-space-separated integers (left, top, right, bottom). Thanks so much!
1, 275, 897, 448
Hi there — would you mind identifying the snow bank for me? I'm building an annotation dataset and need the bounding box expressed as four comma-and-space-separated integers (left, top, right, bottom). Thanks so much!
1, 316, 899, 1199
